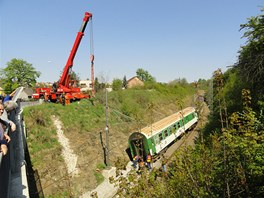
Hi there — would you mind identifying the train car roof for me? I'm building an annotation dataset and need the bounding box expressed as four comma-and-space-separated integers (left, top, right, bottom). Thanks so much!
140, 106, 196, 137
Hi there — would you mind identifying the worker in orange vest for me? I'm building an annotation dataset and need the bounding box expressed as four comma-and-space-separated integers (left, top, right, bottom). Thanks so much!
146, 153, 152, 170
138, 156, 145, 174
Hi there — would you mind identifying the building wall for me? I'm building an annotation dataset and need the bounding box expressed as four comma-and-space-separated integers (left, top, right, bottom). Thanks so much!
127, 77, 144, 88
79, 80, 92, 91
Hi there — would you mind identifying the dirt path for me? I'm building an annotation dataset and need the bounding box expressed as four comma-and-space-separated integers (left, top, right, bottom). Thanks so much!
52, 116, 79, 176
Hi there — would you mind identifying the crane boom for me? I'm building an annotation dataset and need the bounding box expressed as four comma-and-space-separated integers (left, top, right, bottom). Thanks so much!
59, 12, 92, 88
32, 11, 94, 104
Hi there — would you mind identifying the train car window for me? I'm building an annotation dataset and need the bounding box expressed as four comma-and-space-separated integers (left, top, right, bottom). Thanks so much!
164, 130, 168, 137
166, 128, 170, 135
151, 138, 155, 145
164, 130, 168, 138
172, 125, 176, 133
159, 133, 163, 141
154, 135, 160, 144
177, 122, 181, 128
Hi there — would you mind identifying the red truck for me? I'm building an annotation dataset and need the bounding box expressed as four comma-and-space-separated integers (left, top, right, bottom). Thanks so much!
32, 12, 94, 104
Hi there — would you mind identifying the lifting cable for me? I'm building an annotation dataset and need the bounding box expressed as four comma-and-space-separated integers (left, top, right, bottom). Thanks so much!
89, 18, 95, 96
89, 18, 94, 57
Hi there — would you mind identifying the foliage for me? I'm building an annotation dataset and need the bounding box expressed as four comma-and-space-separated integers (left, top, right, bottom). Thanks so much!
118, 89, 264, 197
23, 101, 107, 197
205, 8, 264, 137
123, 75, 128, 89
24, 82, 196, 197
166, 144, 218, 197
106, 82, 195, 125
237, 8, 264, 101
115, 169, 167, 198
169, 77, 189, 86
115, 9, 264, 198
136, 68, 156, 82
197, 78, 210, 92
69, 70, 80, 82
0, 58, 40, 93
93, 166, 105, 184
225, 90, 264, 196
238, 9, 264, 83
112, 78, 123, 91
221, 68, 247, 113
94, 77, 105, 92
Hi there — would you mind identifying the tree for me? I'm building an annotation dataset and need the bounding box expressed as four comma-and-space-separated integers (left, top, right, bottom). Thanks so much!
169, 78, 188, 86
94, 77, 100, 92
136, 68, 156, 82
112, 78, 123, 91
69, 70, 80, 82
122, 75, 127, 89
0, 58, 41, 93
94, 77, 105, 92
237, 8, 264, 100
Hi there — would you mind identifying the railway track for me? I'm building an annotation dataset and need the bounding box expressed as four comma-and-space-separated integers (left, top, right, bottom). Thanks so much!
152, 103, 208, 170
83, 103, 209, 198
151, 123, 199, 170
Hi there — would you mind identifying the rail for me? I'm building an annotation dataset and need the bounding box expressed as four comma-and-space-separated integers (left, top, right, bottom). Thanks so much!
0, 87, 30, 197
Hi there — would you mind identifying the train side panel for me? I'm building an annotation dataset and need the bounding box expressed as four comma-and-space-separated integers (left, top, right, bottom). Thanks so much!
128, 107, 198, 161
152, 110, 198, 155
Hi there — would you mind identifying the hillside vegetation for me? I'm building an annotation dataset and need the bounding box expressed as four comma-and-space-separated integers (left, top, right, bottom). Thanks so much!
112, 10, 264, 197
23, 82, 196, 197
22, 8, 264, 198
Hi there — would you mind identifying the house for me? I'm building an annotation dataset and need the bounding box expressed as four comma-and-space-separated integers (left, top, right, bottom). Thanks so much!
127, 76, 144, 88
79, 80, 92, 92
12, 87, 34, 101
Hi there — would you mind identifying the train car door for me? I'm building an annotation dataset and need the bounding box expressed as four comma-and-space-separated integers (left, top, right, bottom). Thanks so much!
129, 133, 147, 159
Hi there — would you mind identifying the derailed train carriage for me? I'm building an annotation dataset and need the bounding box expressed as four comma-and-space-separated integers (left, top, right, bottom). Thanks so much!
128, 107, 198, 161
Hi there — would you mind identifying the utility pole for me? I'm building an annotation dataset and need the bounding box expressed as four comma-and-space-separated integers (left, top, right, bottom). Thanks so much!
105, 89, 110, 166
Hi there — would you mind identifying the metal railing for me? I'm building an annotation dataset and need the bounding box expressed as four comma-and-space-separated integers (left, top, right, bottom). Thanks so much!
0, 87, 30, 198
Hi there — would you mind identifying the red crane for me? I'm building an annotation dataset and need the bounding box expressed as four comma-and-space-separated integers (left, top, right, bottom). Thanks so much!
32, 12, 94, 104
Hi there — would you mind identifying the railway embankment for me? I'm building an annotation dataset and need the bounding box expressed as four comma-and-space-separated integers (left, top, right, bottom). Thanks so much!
18, 86, 200, 197
80, 103, 209, 198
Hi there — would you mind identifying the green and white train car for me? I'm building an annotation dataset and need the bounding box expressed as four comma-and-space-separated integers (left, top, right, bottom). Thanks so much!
128, 107, 198, 160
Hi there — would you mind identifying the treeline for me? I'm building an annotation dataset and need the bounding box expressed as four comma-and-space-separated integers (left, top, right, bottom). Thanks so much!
114, 8, 264, 198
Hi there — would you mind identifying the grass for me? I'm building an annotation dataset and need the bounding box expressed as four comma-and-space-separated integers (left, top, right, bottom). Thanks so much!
23, 83, 196, 197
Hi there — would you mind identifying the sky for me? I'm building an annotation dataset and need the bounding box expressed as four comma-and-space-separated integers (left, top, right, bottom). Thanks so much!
0, 0, 263, 83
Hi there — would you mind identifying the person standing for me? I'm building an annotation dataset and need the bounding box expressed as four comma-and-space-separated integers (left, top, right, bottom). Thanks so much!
146, 153, 152, 170
161, 154, 168, 174
138, 156, 145, 174
0, 103, 16, 132
61, 93, 66, 106
0, 105, 11, 155
132, 155, 139, 169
